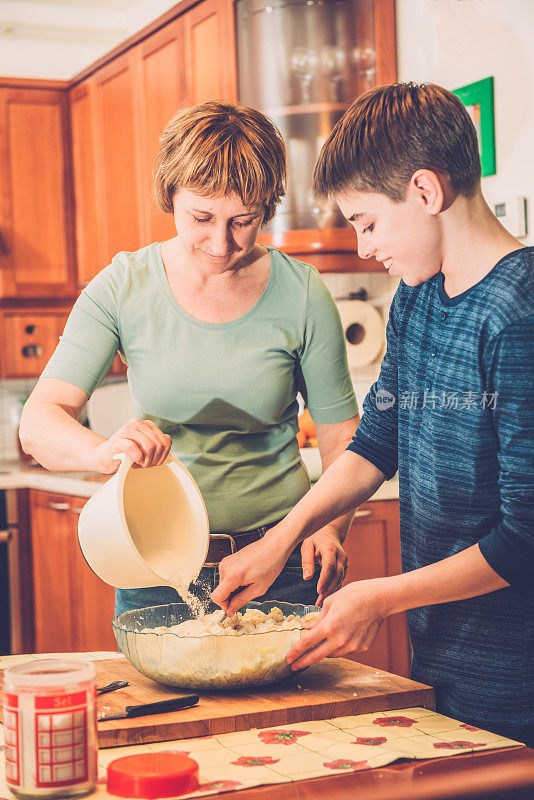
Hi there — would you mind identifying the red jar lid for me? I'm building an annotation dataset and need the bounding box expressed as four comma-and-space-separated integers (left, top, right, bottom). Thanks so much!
107, 752, 199, 798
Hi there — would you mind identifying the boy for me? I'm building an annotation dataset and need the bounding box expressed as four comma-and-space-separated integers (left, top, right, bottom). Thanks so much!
212, 83, 534, 744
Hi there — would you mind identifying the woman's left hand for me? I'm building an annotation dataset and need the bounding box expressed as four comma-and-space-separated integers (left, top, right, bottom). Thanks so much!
301, 526, 348, 606
286, 577, 390, 670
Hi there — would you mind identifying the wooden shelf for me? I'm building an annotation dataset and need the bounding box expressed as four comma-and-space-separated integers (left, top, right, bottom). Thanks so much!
258, 226, 384, 272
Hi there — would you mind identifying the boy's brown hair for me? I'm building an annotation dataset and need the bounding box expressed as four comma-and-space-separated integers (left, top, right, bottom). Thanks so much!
313, 82, 481, 202
154, 101, 286, 224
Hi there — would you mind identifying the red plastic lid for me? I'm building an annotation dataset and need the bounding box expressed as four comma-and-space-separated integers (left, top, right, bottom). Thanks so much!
107, 752, 199, 798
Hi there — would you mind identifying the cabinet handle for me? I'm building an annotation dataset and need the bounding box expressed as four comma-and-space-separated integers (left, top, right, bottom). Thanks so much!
48, 501, 70, 511
353, 509, 373, 519
21, 344, 43, 358
71, 507, 83, 515
0, 529, 12, 543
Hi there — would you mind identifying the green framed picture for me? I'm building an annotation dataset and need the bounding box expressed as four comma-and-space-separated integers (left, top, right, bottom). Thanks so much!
453, 76, 496, 177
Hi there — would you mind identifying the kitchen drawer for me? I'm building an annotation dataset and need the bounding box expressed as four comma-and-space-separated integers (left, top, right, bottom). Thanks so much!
1, 310, 69, 378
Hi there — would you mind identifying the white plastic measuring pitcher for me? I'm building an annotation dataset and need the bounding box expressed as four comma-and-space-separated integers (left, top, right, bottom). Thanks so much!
78, 453, 209, 590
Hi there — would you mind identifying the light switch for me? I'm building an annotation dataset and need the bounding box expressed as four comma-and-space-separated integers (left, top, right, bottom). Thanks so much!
493, 196, 527, 238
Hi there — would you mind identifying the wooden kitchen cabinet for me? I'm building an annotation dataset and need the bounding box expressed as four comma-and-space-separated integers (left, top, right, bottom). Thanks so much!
29, 489, 117, 653
0, 85, 76, 297
70, 79, 103, 286
93, 52, 145, 266
69, 0, 237, 280
183, 0, 237, 105
0, 309, 70, 378
343, 499, 411, 677
136, 18, 187, 244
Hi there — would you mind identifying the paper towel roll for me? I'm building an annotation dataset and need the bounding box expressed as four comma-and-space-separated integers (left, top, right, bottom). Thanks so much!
337, 299, 385, 369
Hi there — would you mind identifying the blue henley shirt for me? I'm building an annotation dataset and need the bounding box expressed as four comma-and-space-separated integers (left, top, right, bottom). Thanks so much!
348, 246, 534, 741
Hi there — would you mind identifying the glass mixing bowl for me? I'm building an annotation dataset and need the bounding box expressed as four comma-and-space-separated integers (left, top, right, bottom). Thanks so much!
112, 600, 319, 690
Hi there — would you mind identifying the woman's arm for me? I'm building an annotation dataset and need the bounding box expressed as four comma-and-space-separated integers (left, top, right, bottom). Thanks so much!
20, 377, 172, 473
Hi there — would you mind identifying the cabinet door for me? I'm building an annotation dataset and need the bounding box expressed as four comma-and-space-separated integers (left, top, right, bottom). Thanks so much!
343, 500, 411, 677
183, 0, 237, 105
1, 311, 69, 379
69, 496, 117, 652
70, 79, 103, 286
30, 490, 117, 653
30, 490, 78, 653
93, 52, 144, 265
136, 18, 186, 243
0, 88, 75, 298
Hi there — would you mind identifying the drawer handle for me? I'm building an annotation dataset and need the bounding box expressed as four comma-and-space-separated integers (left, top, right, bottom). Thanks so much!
353, 509, 373, 519
0, 529, 12, 543
48, 501, 70, 511
22, 344, 43, 358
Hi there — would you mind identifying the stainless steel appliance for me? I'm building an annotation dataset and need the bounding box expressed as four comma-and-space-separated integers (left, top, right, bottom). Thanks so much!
0, 488, 29, 655
236, 0, 375, 234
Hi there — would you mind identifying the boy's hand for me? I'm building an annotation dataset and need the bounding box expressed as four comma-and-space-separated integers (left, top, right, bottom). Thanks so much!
286, 577, 390, 670
301, 526, 348, 606
211, 526, 293, 615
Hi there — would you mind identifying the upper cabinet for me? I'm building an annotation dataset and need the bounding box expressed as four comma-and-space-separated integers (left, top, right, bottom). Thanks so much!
93, 52, 145, 266
70, 80, 102, 286
136, 18, 187, 244
70, 2, 237, 282
0, 86, 76, 298
183, 0, 237, 105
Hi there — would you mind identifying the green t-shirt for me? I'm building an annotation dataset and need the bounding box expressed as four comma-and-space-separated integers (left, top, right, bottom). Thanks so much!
43, 243, 357, 532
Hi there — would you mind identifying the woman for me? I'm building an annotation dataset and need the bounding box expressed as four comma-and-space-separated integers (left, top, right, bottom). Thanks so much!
20, 101, 358, 615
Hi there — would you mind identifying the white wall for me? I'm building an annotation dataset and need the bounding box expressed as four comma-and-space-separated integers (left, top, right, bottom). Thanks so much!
396, 0, 534, 244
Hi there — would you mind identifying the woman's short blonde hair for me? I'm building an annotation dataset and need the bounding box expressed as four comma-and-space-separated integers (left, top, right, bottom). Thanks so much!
154, 101, 286, 224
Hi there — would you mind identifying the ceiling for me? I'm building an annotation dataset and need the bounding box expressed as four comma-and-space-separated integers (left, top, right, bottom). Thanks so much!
0, 0, 180, 78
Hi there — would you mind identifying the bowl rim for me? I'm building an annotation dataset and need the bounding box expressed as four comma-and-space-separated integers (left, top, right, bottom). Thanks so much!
111, 600, 319, 640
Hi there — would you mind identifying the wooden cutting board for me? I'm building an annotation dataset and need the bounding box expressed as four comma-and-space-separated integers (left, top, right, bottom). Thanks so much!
0, 656, 434, 749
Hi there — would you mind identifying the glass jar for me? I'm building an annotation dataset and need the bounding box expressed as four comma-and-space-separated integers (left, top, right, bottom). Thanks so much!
3, 659, 97, 798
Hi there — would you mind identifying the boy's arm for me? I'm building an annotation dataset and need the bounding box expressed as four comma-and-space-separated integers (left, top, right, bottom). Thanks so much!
286, 543, 508, 669
211, 451, 385, 613
287, 319, 534, 669
475, 319, 534, 589
212, 286, 405, 614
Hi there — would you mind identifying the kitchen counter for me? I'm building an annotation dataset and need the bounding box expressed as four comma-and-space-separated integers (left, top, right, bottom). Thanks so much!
1, 653, 532, 800
0, 462, 99, 497
212, 747, 534, 800
0, 455, 400, 501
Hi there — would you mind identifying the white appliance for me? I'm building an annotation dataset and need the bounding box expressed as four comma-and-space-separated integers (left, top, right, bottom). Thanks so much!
86, 381, 132, 438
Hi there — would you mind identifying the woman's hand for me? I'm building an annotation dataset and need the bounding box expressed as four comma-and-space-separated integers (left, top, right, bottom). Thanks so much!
89, 418, 172, 473
301, 526, 348, 606
285, 577, 391, 670
211, 528, 293, 615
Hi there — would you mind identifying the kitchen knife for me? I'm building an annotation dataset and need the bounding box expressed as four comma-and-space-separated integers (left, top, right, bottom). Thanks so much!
96, 680, 129, 695
97, 694, 199, 721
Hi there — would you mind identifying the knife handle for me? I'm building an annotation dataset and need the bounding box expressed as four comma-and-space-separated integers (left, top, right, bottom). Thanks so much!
125, 695, 199, 717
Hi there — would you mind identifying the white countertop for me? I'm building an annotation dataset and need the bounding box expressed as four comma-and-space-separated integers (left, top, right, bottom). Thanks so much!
0, 462, 100, 498
0, 455, 399, 502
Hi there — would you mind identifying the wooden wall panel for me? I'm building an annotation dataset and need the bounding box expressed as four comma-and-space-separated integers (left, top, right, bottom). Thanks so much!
70, 79, 103, 285
137, 18, 186, 243
0, 88, 75, 297
184, 0, 231, 105
94, 53, 144, 263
